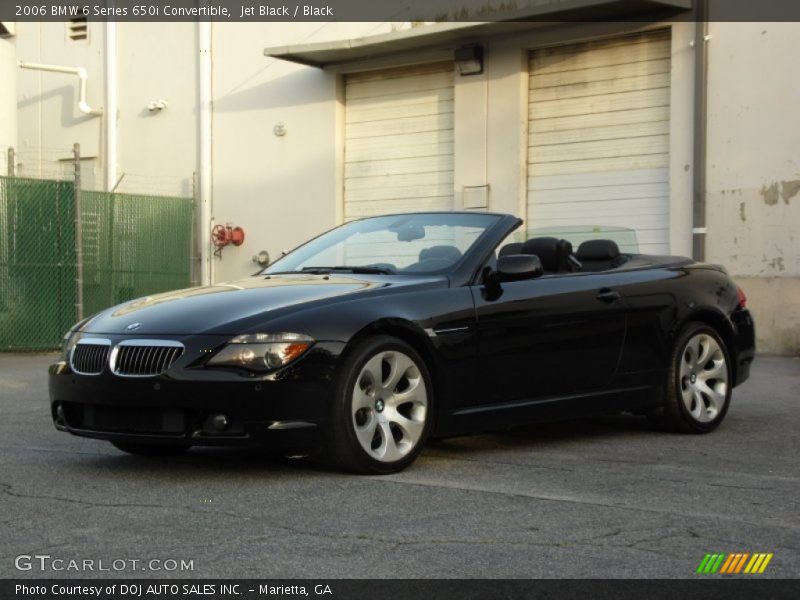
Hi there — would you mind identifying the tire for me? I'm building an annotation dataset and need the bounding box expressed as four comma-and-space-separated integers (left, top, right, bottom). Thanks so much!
650, 321, 733, 433
327, 335, 433, 474
111, 442, 190, 456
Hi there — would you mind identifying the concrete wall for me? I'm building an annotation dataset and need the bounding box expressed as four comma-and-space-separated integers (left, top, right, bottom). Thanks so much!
14, 22, 197, 195
114, 23, 198, 196
210, 22, 395, 282
15, 22, 105, 185
705, 22, 800, 354
0, 34, 16, 157
11, 19, 799, 354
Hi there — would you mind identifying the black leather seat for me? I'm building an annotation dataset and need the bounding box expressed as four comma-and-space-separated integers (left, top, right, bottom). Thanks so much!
576, 239, 624, 272
498, 242, 523, 257
418, 245, 462, 263
520, 237, 562, 273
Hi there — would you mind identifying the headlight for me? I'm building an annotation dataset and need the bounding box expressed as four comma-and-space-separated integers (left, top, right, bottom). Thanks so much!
207, 333, 314, 372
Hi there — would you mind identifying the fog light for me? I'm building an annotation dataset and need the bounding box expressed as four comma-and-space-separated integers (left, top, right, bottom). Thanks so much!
55, 403, 65, 424
211, 414, 229, 431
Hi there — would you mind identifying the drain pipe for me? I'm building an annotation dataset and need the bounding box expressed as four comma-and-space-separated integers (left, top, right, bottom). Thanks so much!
105, 20, 118, 191
18, 62, 103, 116
198, 20, 213, 286
692, 0, 709, 261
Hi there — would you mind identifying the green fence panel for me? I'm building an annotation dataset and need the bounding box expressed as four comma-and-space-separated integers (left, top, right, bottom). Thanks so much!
81, 191, 194, 318
0, 176, 194, 351
0, 176, 77, 351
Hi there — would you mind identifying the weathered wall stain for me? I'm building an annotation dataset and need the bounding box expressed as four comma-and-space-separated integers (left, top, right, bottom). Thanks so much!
761, 182, 780, 205
781, 179, 800, 203
766, 257, 785, 272
739, 202, 746, 222
760, 180, 800, 205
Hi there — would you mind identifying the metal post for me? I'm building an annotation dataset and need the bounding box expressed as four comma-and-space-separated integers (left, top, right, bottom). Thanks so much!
6, 147, 14, 176
73, 143, 84, 321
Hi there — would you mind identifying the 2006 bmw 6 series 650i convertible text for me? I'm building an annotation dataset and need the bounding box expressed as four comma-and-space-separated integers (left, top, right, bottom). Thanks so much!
50, 212, 755, 473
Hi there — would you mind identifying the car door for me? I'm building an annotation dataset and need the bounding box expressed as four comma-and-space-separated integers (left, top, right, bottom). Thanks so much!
470, 271, 627, 408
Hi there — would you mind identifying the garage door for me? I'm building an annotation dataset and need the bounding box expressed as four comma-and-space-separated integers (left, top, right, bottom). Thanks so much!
527, 29, 671, 254
344, 62, 454, 221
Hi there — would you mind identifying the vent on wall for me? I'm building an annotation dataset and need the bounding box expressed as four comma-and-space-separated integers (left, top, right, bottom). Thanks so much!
68, 17, 88, 41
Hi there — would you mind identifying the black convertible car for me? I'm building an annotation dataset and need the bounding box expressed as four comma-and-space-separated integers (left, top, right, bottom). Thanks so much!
50, 212, 755, 473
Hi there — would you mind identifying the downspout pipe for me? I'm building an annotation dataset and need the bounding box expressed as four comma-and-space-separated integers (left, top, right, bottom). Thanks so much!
692, 0, 709, 261
105, 21, 118, 191
18, 61, 103, 116
198, 20, 213, 287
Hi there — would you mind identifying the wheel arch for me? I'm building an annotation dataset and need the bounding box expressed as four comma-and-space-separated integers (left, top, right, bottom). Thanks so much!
342, 318, 443, 420
675, 308, 738, 381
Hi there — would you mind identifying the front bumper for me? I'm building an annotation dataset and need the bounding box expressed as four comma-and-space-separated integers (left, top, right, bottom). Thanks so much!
49, 338, 345, 450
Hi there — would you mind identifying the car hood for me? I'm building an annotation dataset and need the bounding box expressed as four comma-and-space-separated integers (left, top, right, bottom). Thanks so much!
81, 273, 447, 336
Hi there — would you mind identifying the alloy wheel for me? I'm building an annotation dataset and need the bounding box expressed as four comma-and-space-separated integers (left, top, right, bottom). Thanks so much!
351, 350, 428, 462
679, 333, 729, 423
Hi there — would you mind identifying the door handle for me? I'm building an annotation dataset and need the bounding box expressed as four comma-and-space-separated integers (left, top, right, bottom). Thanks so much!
596, 288, 621, 303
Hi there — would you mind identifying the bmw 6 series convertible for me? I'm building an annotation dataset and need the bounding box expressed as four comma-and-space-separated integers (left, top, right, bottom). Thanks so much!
50, 212, 755, 473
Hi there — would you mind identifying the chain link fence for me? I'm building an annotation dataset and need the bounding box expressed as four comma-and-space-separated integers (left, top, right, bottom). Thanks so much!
0, 148, 195, 352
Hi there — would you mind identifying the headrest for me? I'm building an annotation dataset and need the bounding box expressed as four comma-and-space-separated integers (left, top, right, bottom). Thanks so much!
498, 242, 523, 257
576, 239, 621, 261
419, 245, 462, 263
521, 237, 560, 271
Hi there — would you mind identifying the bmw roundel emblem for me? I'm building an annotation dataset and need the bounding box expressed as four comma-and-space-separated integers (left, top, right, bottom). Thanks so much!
126, 322, 142, 331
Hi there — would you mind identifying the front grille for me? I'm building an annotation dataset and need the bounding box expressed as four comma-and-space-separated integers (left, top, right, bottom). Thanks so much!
70, 340, 111, 375
111, 341, 184, 377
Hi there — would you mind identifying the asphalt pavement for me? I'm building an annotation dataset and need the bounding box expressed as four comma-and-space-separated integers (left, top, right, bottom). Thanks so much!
0, 353, 798, 578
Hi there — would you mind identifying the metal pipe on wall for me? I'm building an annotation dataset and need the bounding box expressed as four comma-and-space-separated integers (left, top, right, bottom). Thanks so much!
105, 19, 118, 191
692, 0, 709, 261
198, 19, 213, 286
17, 62, 103, 116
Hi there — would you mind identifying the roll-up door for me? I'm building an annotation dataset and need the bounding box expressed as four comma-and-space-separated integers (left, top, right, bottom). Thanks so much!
344, 62, 455, 220
527, 29, 671, 253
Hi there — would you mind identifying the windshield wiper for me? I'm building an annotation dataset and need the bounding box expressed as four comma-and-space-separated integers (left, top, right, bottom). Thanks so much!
301, 266, 394, 275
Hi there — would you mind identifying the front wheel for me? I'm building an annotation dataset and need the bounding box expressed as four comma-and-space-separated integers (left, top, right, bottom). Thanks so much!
328, 336, 432, 474
650, 322, 732, 433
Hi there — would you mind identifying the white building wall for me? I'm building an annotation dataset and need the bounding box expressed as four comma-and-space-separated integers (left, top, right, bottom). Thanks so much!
10, 19, 799, 353
0, 34, 16, 157
15, 21, 105, 184
209, 22, 395, 283
114, 22, 198, 196
705, 21, 800, 354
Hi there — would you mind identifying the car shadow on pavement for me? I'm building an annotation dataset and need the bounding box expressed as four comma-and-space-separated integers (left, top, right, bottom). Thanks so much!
75, 413, 657, 476
427, 413, 658, 455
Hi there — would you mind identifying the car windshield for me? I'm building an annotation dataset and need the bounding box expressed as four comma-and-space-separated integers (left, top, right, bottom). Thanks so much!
263, 213, 501, 276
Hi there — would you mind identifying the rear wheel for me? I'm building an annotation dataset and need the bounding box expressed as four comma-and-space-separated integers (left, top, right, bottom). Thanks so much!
111, 442, 190, 456
328, 336, 432, 474
650, 322, 732, 433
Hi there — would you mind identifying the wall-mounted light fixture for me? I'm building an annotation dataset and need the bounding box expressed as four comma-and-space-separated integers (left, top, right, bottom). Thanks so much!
455, 45, 484, 76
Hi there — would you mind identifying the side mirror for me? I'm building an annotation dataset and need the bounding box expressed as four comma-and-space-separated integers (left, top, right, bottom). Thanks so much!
495, 254, 544, 281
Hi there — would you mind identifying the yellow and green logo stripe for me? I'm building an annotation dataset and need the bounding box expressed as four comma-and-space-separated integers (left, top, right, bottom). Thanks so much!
696, 552, 773, 574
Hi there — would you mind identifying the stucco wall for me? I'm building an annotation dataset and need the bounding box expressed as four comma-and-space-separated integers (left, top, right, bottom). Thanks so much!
705, 22, 800, 354
114, 22, 198, 196
15, 22, 104, 185
209, 22, 395, 283
0, 36, 16, 156
11, 19, 799, 354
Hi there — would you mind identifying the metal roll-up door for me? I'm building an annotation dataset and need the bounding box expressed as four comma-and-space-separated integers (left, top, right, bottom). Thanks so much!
527, 29, 672, 253
344, 62, 455, 220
